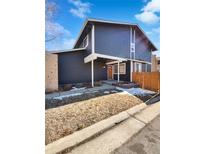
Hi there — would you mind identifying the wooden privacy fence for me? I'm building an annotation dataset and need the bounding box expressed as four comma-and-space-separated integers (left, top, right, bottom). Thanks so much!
132, 72, 160, 92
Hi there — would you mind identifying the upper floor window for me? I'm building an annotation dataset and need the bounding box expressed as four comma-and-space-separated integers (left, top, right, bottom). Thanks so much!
81, 34, 89, 47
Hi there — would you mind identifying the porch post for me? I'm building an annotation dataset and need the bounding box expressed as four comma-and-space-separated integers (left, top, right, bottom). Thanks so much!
130, 61, 133, 82
117, 61, 120, 82
91, 60, 94, 87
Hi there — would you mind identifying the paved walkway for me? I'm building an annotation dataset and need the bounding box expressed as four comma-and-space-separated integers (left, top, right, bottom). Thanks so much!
113, 115, 160, 154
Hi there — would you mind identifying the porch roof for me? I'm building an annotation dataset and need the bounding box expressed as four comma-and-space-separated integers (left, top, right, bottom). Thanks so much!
49, 47, 86, 54
84, 53, 151, 64
84, 53, 127, 63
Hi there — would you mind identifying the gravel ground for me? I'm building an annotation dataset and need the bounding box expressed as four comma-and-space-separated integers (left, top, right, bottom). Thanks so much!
45, 92, 143, 145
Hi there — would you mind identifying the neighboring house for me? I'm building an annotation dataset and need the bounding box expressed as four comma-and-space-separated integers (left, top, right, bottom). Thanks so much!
151, 55, 160, 72
51, 18, 157, 87
45, 52, 58, 92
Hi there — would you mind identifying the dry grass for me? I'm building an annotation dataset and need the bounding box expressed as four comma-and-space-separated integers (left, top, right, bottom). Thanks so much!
45, 92, 143, 145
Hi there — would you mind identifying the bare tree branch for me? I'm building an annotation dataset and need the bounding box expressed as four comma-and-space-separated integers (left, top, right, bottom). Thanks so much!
45, 0, 60, 42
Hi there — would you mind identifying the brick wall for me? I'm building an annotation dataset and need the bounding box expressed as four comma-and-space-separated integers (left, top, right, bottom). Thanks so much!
45, 52, 58, 92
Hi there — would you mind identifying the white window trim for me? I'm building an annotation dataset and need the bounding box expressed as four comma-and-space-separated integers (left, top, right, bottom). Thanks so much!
133, 62, 142, 72
113, 63, 126, 75
145, 63, 147, 72
138, 63, 142, 72
81, 34, 89, 48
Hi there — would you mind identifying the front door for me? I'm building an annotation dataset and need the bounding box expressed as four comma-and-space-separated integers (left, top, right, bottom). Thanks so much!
107, 65, 113, 80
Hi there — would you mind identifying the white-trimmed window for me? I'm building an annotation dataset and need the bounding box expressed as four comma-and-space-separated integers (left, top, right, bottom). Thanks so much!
113, 63, 126, 74
81, 34, 89, 47
133, 62, 142, 72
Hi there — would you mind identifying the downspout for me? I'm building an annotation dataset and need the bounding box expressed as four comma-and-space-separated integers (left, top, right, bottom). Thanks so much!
130, 27, 133, 82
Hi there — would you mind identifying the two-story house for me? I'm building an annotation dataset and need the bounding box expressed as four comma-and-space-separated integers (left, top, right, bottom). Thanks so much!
52, 18, 157, 87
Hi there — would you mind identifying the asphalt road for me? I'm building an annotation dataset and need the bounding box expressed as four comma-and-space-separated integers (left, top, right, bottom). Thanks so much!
113, 115, 160, 154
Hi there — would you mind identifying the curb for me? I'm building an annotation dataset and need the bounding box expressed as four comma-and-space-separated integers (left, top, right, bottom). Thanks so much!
45, 103, 147, 154
135, 102, 160, 124
68, 102, 160, 154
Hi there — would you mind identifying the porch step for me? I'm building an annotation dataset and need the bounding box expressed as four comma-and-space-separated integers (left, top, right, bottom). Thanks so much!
116, 83, 139, 89
102, 80, 139, 88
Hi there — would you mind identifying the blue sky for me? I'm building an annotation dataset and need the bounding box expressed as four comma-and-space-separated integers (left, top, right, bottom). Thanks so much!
46, 0, 160, 56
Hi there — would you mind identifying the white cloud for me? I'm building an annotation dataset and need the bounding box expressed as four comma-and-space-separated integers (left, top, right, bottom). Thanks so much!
69, 0, 91, 18
146, 27, 160, 36
152, 27, 160, 33
142, 0, 160, 13
45, 21, 71, 41
46, 38, 76, 51
135, 0, 160, 25
45, 22, 76, 50
145, 31, 153, 36
62, 38, 76, 49
135, 11, 159, 24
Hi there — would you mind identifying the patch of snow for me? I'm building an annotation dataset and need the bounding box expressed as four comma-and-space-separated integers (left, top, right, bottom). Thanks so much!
54, 93, 83, 100
85, 90, 98, 94
118, 91, 133, 96
103, 91, 110, 94
70, 87, 86, 91
90, 90, 99, 93
116, 87, 155, 96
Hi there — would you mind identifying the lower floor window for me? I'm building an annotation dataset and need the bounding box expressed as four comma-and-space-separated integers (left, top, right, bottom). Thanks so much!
133, 62, 142, 72
113, 63, 126, 74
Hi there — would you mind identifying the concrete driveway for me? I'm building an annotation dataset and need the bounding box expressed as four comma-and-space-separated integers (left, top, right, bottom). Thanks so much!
113, 115, 160, 154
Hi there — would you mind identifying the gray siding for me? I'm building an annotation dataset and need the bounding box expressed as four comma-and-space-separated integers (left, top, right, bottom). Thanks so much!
58, 22, 154, 84
58, 51, 107, 84
135, 32, 152, 62
94, 23, 152, 62
95, 23, 130, 58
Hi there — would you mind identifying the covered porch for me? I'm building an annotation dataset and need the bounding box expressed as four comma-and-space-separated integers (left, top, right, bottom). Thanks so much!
84, 53, 127, 87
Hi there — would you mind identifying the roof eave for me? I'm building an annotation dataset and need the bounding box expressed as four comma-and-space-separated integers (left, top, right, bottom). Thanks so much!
49, 47, 87, 54
135, 23, 158, 51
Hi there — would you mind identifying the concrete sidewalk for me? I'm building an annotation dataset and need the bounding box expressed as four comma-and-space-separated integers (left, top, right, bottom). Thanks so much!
113, 115, 160, 154
68, 102, 160, 154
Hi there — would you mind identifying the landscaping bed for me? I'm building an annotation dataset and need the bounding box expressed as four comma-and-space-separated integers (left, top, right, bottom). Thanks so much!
45, 92, 143, 145
45, 88, 121, 110
45, 81, 103, 94
136, 93, 156, 102
116, 87, 159, 104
